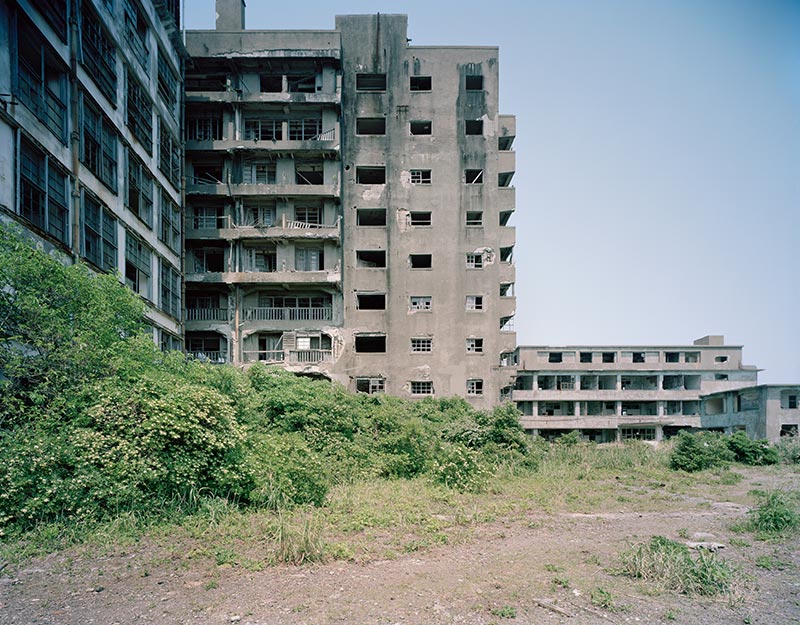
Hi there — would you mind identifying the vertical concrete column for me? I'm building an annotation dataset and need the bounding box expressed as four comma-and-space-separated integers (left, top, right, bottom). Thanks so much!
532, 401, 539, 417
616, 375, 622, 391
573, 401, 580, 417
615, 400, 622, 416
655, 425, 663, 441
657, 401, 664, 417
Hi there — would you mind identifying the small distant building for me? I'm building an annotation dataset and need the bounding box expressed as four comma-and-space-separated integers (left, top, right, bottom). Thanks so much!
701, 384, 800, 442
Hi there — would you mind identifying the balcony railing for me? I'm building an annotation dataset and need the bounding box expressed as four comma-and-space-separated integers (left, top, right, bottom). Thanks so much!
243, 350, 285, 363
187, 350, 226, 363
186, 308, 228, 321
243, 349, 332, 364
242, 307, 332, 322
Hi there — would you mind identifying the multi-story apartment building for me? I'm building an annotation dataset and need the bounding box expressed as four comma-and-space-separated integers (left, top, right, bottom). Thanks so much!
512, 335, 760, 441
0, 0, 184, 349
184, 2, 517, 407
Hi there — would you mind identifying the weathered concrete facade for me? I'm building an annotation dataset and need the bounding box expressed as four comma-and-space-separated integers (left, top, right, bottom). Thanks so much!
184, 9, 516, 407
513, 336, 760, 441
701, 384, 800, 442
0, 0, 184, 347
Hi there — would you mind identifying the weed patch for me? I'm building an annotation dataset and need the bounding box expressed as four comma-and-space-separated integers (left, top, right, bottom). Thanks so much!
745, 490, 799, 537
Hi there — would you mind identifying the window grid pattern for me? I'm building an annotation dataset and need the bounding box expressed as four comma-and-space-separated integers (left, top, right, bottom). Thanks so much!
83, 192, 118, 271
125, 233, 152, 298
81, 94, 118, 192
466, 338, 484, 353
157, 48, 178, 115
159, 117, 181, 189
465, 296, 483, 311
410, 169, 431, 184
410, 381, 434, 395
244, 118, 281, 141
126, 68, 153, 153
160, 258, 181, 318
466, 253, 483, 269
188, 115, 222, 141
159, 189, 181, 253
410, 296, 432, 311
411, 338, 433, 353
81, 1, 117, 103
20, 138, 69, 244
123, 0, 149, 69
126, 149, 154, 226
356, 378, 385, 394
467, 379, 484, 395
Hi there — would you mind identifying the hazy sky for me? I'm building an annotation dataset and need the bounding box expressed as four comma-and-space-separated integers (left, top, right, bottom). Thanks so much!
184, 0, 800, 383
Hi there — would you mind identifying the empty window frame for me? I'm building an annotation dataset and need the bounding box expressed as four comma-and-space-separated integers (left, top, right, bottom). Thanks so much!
356, 378, 385, 394
500, 246, 514, 263
409, 254, 432, 269
465, 211, 483, 226
156, 47, 179, 116
357, 208, 386, 226
408, 211, 432, 226
467, 379, 484, 395
295, 247, 324, 271
410, 381, 433, 395
602, 352, 616, 363
356, 293, 386, 310
685, 352, 700, 363
498, 172, 514, 187
80, 1, 117, 103
499, 210, 513, 226
191, 247, 225, 272
580, 351, 593, 363
465, 119, 483, 135
160, 258, 181, 318
411, 338, 432, 353
14, 14, 68, 143
548, 352, 563, 363
159, 189, 181, 253
188, 112, 223, 141
620, 427, 656, 441
466, 338, 484, 353
123, 0, 150, 69
715, 356, 729, 363
465, 75, 483, 91
295, 161, 324, 185
158, 117, 181, 189
19, 138, 69, 244
410, 120, 432, 135
126, 149, 154, 226
356, 73, 386, 91
244, 202, 276, 227
410, 169, 431, 184
126, 68, 153, 153
499, 283, 515, 297
356, 166, 386, 184
464, 169, 484, 184
410, 296, 432, 311
125, 233, 152, 298
82, 191, 117, 270
410, 76, 432, 91
259, 74, 282, 92
81, 93, 118, 192
632, 352, 645, 363
287, 72, 317, 93
289, 117, 323, 140
665, 351, 680, 363
355, 334, 386, 353
294, 205, 322, 225
465, 295, 483, 311
466, 253, 483, 269
242, 161, 276, 185
356, 117, 386, 135
356, 250, 386, 267
244, 116, 281, 141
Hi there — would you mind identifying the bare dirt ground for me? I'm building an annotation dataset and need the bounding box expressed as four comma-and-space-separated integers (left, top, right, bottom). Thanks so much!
1, 467, 798, 625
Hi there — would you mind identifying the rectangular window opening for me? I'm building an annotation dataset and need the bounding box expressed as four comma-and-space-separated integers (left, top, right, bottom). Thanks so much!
466, 211, 483, 227
409, 211, 432, 226
410, 381, 433, 395
466, 338, 484, 353
465, 169, 484, 184
356, 293, 386, 310
465, 119, 483, 135
466, 253, 483, 269
356, 250, 386, 268
356, 73, 387, 92
409, 254, 432, 269
356, 166, 386, 184
410, 120, 432, 135
356, 378, 385, 394
410, 169, 431, 185
411, 338, 432, 353
465, 75, 484, 91
357, 208, 387, 226
467, 379, 484, 396
410, 296, 432, 311
465, 295, 483, 311
355, 334, 386, 353
356, 117, 386, 135
410, 76, 432, 91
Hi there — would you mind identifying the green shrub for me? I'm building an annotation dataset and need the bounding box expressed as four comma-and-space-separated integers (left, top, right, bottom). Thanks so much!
747, 490, 799, 536
669, 431, 734, 472
432, 443, 489, 492
618, 536, 734, 595
774, 435, 800, 465
726, 431, 778, 466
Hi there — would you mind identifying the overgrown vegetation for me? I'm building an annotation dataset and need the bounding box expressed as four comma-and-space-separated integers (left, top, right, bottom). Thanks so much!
669, 430, 778, 473
743, 490, 799, 537
618, 536, 734, 596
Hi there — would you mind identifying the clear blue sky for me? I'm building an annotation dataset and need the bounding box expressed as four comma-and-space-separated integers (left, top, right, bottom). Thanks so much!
184, 0, 800, 383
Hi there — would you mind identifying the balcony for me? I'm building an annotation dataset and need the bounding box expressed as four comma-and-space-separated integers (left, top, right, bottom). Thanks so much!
242, 306, 333, 322
186, 181, 339, 198
186, 215, 341, 242
185, 86, 341, 106
187, 350, 226, 364
185, 126, 339, 155
242, 349, 333, 364
185, 268, 341, 287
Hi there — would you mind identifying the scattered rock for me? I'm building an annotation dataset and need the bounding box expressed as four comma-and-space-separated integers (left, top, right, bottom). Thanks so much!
686, 541, 726, 552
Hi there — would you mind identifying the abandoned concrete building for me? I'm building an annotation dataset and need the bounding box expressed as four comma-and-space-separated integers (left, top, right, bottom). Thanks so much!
182, 4, 517, 407
0, 0, 185, 349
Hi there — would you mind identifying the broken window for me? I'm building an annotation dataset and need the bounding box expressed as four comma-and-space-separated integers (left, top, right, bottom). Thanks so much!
548, 352, 563, 363
685, 352, 700, 363
244, 117, 281, 141
665, 351, 680, 363
295, 205, 322, 225
408, 212, 432, 226
81, 93, 118, 192
411, 338, 432, 353
466, 253, 483, 269
260, 74, 282, 92
357, 208, 386, 226
620, 428, 655, 441
80, 1, 117, 103
244, 202, 276, 227
602, 352, 616, 363
467, 379, 484, 396
410, 296, 432, 311
355, 334, 386, 353
123, 0, 150, 69
159, 189, 181, 253
82, 191, 117, 271
410, 169, 431, 184
500, 246, 514, 263
126, 67, 153, 153
193, 247, 225, 272
126, 149, 153, 226
295, 247, 324, 271
499, 136, 514, 150
466, 338, 484, 353
159, 117, 181, 189
242, 161, 275, 185
356, 378, 385, 394
125, 233, 152, 299
465, 120, 483, 135
499, 211, 513, 226
500, 316, 515, 332
410, 381, 433, 395
715, 374, 729, 381
465, 75, 483, 91
580, 352, 593, 363
157, 47, 179, 116
356, 250, 386, 268
498, 172, 514, 187
715, 356, 729, 363
356, 117, 386, 135
356, 166, 386, 184
289, 118, 323, 140
188, 113, 223, 141
410, 76, 431, 91
38, 0, 68, 41
356, 293, 386, 310
464, 169, 484, 184
296, 161, 324, 185
356, 73, 386, 91
465, 295, 483, 311
188, 334, 223, 361
410, 120, 432, 135
409, 254, 432, 269
499, 283, 514, 297
633, 352, 645, 363
160, 258, 181, 318
466, 211, 483, 227
287, 73, 317, 93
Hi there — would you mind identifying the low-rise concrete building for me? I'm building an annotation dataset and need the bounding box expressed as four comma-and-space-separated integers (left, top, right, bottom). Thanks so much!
512, 335, 760, 441
701, 384, 800, 442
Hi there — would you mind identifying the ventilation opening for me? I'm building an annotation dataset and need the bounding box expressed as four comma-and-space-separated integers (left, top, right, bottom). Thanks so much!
357, 208, 386, 226
409, 211, 431, 226
465, 120, 483, 135
356, 250, 386, 267
409, 254, 432, 269
355, 335, 386, 352
356, 73, 386, 91
356, 117, 386, 135
356, 293, 385, 310
356, 166, 386, 184
465, 75, 483, 90
410, 76, 431, 91
410, 120, 432, 135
